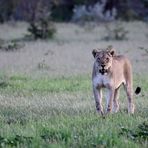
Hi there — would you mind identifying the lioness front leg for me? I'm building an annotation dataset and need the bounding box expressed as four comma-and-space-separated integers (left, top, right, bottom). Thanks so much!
106, 88, 115, 113
93, 87, 103, 115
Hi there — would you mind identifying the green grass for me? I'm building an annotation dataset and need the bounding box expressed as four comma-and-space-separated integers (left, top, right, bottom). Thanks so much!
0, 73, 147, 147
0, 74, 91, 95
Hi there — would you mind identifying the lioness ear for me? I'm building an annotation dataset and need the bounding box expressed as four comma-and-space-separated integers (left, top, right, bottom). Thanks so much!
92, 49, 98, 58
106, 46, 115, 56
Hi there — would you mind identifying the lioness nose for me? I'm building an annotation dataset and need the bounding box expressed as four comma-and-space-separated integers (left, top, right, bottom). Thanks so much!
101, 64, 105, 68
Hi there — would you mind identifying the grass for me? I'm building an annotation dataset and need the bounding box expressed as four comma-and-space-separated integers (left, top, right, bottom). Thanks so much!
0, 21, 147, 147
0, 21, 148, 77
0, 73, 147, 147
0, 74, 91, 95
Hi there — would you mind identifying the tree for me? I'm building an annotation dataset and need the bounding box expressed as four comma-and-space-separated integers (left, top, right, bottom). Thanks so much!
0, 0, 19, 22
24, 0, 56, 39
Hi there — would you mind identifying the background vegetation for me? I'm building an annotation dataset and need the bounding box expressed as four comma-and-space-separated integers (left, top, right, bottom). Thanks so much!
0, 0, 148, 22
0, 0, 148, 147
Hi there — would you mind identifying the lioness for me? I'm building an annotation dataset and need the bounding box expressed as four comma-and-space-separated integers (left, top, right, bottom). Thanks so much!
92, 46, 139, 115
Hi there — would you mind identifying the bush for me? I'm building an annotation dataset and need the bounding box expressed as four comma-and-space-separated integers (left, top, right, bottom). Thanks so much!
120, 121, 148, 142
103, 22, 129, 41
27, 20, 56, 40
0, 40, 24, 51
118, 9, 140, 21
26, 0, 56, 40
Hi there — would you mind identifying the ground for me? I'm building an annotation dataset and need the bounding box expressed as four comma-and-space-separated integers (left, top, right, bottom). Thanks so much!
0, 21, 147, 147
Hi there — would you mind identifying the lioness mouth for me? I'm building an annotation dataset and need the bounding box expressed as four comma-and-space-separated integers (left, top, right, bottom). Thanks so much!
99, 68, 108, 75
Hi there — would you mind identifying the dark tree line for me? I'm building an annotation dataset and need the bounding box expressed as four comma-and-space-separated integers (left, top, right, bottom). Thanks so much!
0, 0, 148, 23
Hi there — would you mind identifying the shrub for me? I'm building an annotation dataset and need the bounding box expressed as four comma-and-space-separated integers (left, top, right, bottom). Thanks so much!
26, 0, 56, 40
120, 121, 148, 142
27, 20, 56, 40
0, 40, 24, 51
103, 22, 129, 41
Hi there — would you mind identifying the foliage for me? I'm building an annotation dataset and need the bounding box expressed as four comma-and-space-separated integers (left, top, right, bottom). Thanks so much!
0, 74, 9, 88
120, 121, 148, 142
0, 0, 19, 23
0, 40, 24, 51
118, 8, 140, 21
139, 47, 148, 55
0, 0, 148, 23
72, 2, 116, 22
103, 22, 129, 41
41, 128, 71, 143
37, 59, 50, 70
51, 4, 74, 22
142, 0, 148, 8
0, 135, 33, 147
26, 0, 56, 40
27, 20, 56, 40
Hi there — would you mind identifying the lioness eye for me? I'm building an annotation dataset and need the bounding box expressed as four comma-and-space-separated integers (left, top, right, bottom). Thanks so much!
106, 58, 109, 62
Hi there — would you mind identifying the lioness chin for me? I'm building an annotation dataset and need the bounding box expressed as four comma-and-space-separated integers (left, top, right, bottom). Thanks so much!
92, 46, 140, 115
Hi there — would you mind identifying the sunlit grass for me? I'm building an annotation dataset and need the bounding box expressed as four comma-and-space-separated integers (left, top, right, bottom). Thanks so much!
0, 73, 147, 147
0, 74, 91, 95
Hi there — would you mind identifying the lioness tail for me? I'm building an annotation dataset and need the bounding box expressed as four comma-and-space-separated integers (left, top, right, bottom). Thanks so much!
135, 87, 141, 95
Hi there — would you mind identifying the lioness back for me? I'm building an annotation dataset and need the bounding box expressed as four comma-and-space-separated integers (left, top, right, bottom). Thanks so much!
112, 55, 132, 88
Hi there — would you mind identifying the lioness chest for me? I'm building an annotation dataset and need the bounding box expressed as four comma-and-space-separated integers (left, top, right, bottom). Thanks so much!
93, 73, 112, 88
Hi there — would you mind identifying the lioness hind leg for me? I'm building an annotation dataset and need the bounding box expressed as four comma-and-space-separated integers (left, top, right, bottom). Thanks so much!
113, 88, 120, 113
124, 83, 134, 114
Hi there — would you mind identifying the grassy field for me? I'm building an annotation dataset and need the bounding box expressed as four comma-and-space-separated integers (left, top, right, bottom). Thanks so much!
0, 21, 148, 147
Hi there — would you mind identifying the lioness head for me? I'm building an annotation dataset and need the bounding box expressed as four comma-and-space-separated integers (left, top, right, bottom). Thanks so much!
92, 46, 115, 74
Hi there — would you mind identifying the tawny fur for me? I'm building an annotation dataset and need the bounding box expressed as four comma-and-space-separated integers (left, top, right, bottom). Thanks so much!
92, 47, 135, 115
